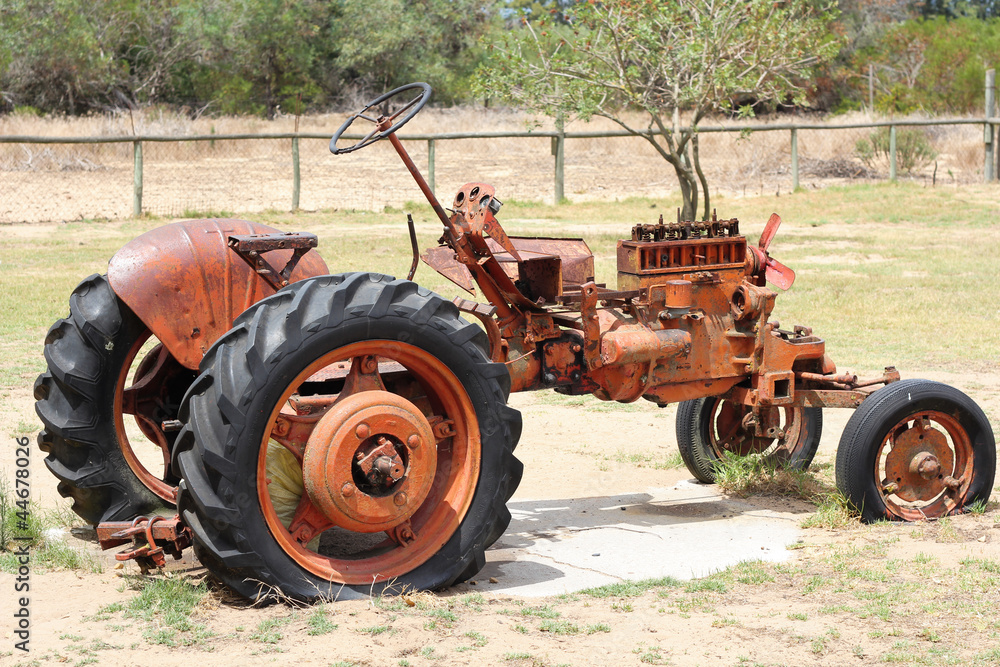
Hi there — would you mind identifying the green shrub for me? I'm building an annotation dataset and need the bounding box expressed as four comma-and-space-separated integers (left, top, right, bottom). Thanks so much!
855, 127, 937, 174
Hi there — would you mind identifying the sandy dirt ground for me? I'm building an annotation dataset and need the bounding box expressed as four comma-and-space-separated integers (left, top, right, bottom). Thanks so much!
2, 365, 999, 666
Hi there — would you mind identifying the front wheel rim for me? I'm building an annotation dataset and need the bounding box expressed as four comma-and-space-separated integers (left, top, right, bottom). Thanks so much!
876, 410, 973, 520
708, 399, 804, 461
256, 341, 481, 585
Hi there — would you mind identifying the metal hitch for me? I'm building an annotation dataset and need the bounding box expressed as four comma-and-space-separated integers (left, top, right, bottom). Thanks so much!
96, 515, 192, 573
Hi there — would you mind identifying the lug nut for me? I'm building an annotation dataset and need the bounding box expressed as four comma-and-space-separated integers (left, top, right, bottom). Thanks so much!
407, 434, 421, 449
394, 492, 407, 506
356, 423, 370, 439
342, 482, 355, 497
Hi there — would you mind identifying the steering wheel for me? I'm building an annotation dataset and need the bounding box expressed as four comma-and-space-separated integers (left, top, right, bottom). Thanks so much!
330, 82, 432, 155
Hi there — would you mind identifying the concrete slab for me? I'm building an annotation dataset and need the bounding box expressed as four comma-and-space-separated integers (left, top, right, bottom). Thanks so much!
472, 480, 803, 597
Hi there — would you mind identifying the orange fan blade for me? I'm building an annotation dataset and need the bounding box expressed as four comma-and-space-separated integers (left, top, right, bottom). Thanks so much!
764, 257, 796, 291
759, 213, 782, 251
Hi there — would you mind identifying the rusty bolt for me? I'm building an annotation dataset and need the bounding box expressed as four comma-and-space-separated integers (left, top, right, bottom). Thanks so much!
943, 476, 962, 489
342, 482, 355, 497
407, 434, 421, 449
361, 356, 378, 374
394, 492, 408, 506
356, 451, 364, 461
911, 453, 941, 480
571, 344, 582, 353
356, 423, 370, 440
272, 419, 289, 437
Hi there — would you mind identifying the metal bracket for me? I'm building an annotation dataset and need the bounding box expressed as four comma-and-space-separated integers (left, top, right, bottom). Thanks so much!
228, 232, 319, 291
96, 515, 192, 574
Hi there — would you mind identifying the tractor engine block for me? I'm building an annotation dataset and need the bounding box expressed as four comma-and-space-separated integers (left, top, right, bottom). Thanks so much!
617, 217, 747, 293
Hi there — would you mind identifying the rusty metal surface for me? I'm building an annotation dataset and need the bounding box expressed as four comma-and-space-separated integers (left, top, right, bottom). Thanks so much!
97, 516, 191, 573
884, 413, 958, 503
108, 219, 329, 369
227, 231, 319, 291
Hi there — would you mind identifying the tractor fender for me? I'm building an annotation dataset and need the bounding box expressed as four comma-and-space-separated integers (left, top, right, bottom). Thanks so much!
107, 218, 329, 370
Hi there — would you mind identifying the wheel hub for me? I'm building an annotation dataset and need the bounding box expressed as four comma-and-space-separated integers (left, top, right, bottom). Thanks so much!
302, 391, 436, 533
884, 419, 954, 502
355, 436, 406, 489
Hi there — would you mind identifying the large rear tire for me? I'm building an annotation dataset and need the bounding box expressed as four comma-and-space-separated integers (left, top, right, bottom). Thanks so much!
174, 272, 523, 602
34, 275, 194, 524
676, 397, 822, 484
836, 379, 995, 523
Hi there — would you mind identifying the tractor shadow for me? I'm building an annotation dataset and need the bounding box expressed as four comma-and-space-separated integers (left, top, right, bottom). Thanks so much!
468, 481, 815, 595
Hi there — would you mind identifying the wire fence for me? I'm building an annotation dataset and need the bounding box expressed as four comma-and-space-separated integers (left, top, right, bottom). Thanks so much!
0, 117, 996, 224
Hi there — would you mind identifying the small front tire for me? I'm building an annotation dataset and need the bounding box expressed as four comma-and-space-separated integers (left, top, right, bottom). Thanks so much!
676, 397, 822, 484
835, 379, 995, 523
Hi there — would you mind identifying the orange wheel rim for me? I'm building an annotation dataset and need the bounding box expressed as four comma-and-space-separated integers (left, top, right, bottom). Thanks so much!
709, 399, 803, 460
113, 331, 177, 504
876, 410, 973, 520
256, 341, 481, 585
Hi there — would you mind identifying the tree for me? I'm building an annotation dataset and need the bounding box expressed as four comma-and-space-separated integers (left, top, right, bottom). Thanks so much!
476, 0, 839, 219
331, 0, 499, 105
175, 0, 333, 118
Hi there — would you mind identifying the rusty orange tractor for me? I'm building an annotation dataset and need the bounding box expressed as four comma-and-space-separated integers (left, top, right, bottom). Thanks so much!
36, 83, 996, 602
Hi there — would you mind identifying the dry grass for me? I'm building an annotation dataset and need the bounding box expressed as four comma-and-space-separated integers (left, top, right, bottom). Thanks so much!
0, 108, 988, 223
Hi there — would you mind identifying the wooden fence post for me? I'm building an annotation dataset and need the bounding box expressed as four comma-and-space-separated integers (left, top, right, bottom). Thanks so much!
790, 128, 799, 191
553, 117, 565, 204
889, 125, 897, 182
292, 136, 301, 211
132, 140, 143, 217
428, 139, 436, 195
986, 69, 995, 183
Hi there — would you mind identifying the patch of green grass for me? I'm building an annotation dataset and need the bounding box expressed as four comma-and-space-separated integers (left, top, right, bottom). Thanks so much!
463, 630, 488, 647
732, 560, 776, 585
250, 617, 292, 645
713, 452, 826, 500
356, 624, 392, 636
538, 619, 580, 635
684, 577, 728, 594
306, 606, 337, 636
965, 499, 989, 515
0, 480, 99, 574
582, 576, 679, 598
519, 605, 560, 619
801, 492, 857, 529
460, 592, 486, 609
586, 623, 611, 634
425, 608, 457, 626
116, 576, 210, 646
960, 557, 1000, 574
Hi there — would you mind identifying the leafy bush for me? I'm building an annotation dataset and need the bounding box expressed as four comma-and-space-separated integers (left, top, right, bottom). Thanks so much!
855, 127, 937, 174
846, 17, 1000, 114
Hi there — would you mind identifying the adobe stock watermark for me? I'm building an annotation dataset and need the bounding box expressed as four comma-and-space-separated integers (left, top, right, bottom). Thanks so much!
11, 436, 31, 652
